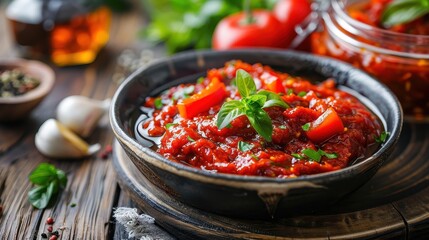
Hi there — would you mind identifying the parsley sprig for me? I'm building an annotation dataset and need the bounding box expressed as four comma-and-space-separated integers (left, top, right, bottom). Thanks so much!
216, 69, 289, 142
381, 0, 429, 27
28, 163, 68, 209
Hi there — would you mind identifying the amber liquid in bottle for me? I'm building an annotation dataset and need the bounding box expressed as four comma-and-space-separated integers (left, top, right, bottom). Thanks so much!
8, 6, 111, 66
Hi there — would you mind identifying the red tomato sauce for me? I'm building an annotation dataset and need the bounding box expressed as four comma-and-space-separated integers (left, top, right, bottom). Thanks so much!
139, 61, 383, 178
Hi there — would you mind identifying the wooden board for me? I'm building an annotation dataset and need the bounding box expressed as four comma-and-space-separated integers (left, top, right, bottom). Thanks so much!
113, 121, 429, 239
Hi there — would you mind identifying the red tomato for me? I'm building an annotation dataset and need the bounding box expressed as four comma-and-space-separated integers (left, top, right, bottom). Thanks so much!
273, 0, 312, 49
212, 10, 284, 50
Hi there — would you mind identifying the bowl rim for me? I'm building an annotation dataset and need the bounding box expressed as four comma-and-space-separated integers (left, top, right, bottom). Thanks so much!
110, 49, 403, 186
0, 59, 55, 104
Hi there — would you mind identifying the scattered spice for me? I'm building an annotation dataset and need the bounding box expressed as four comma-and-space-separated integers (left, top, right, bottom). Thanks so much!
0, 69, 40, 97
47, 226, 53, 232
99, 144, 113, 159
46, 217, 55, 225
41, 233, 48, 239
49, 235, 57, 240
0, 205, 3, 215
53, 230, 59, 236
70, 203, 77, 208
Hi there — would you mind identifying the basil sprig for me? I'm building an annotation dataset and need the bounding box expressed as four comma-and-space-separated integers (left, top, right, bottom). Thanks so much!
381, 0, 429, 27
28, 163, 67, 209
216, 69, 289, 142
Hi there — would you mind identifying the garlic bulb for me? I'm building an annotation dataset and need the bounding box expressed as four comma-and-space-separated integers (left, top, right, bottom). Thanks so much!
57, 96, 110, 137
35, 119, 100, 158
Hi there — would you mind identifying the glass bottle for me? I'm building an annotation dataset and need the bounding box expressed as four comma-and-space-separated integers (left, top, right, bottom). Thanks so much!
6, 0, 111, 66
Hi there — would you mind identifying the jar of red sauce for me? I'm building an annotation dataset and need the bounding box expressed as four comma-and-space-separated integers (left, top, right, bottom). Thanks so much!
311, 0, 429, 120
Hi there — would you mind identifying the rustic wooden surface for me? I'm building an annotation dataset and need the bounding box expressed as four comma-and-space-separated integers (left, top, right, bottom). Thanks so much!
113, 121, 429, 239
0, 7, 164, 240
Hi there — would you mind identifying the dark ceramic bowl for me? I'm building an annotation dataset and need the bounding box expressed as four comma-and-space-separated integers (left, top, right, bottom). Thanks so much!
110, 50, 402, 218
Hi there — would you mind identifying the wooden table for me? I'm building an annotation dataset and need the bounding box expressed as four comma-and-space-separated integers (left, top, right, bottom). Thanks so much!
0, 8, 164, 239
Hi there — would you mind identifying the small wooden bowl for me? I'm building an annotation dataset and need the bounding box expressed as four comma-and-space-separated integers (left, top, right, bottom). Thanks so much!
0, 59, 55, 121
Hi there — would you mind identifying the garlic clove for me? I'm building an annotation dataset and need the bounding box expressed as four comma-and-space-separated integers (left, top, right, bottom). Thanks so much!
56, 96, 111, 138
35, 119, 100, 158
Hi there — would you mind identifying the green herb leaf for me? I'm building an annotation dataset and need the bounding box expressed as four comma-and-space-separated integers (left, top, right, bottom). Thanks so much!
236, 69, 256, 98
216, 100, 245, 129
302, 123, 310, 131
375, 131, 390, 143
197, 77, 204, 84
165, 123, 176, 130
302, 148, 322, 162
154, 98, 163, 109
238, 141, 254, 152
259, 90, 289, 108
381, 0, 429, 27
298, 91, 307, 97
318, 149, 338, 159
291, 153, 305, 159
187, 136, 195, 142
247, 109, 273, 142
28, 181, 57, 209
29, 163, 57, 185
28, 163, 67, 209
279, 125, 287, 130
287, 89, 293, 95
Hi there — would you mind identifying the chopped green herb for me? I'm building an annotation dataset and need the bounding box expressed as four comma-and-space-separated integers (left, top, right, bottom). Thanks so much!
238, 141, 254, 152
251, 154, 259, 160
292, 149, 338, 162
375, 131, 390, 143
28, 163, 68, 209
70, 203, 77, 208
302, 123, 310, 131
197, 77, 204, 84
165, 123, 176, 130
302, 149, 321, 162
287, 89, 293, 95
154, 98, 163, 109
216, 69, 289, 142
187, 136, 195, 142
279, 125, 287, 130
298, 91, 307, 97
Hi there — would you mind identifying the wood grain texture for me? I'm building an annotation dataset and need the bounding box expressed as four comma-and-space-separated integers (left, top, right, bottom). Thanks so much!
0, 8, 147, 240
113, 121, 429, 239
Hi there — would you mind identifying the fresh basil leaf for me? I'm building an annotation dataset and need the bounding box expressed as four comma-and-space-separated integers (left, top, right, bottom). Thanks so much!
318, 149, 338, 159
259, 90, 289, 108
382, 0, 429, 27
302, 123, 310, 131
216, 100, 245, 129
302, 148, 321, 162
28, 181, 57, 209
236, 69, 256, 98
29, 163, 57, 185
247, 109, 273, 142
245, 95, 267, 108
238, 141, 254, 152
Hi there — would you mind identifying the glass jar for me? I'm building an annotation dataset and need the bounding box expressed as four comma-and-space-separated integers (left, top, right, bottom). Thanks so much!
311, 0, 429, 121
6, 0, 111, 66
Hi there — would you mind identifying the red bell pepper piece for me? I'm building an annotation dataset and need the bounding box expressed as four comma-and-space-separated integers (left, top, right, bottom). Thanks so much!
178, 78, 227, 119
306, 107, 344, 143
